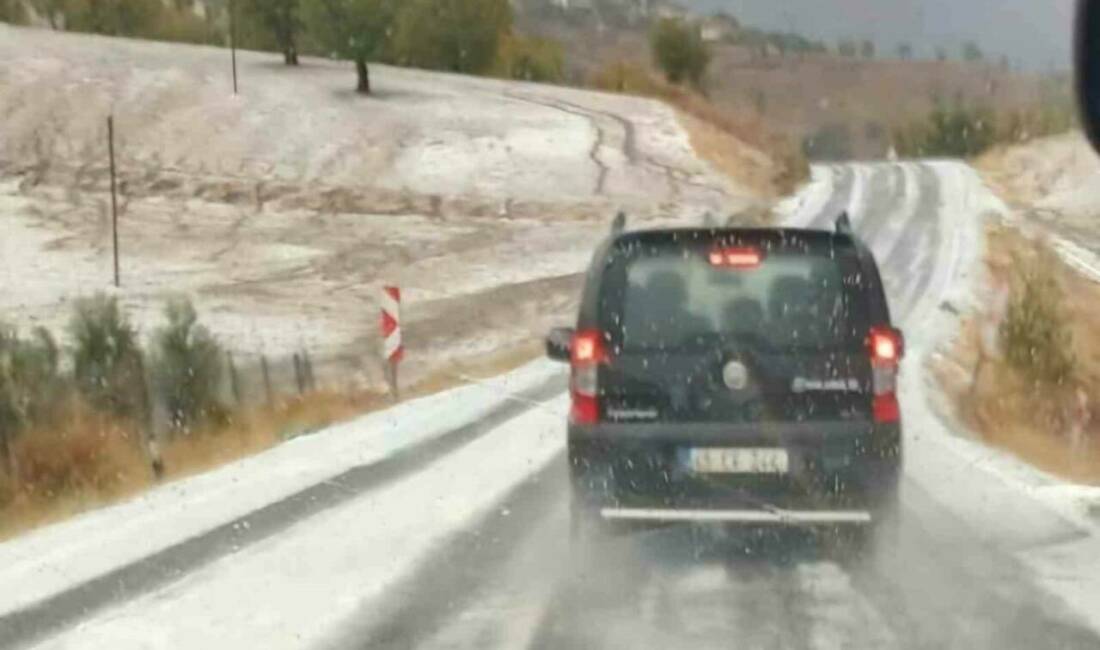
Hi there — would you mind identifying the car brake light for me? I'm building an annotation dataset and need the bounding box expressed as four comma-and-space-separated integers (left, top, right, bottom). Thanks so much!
708, 247, 762, 269
870, 331, 898, 362
867, 327, 903, 424
867, 327, 903, 367
570, 330, 607, 424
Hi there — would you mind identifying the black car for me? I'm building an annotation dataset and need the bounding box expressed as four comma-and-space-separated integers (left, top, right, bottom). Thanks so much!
546, 218, 904, 546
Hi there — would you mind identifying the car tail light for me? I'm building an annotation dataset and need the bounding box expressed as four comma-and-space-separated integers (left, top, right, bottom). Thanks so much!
867, 327, 903, 424
708, 247, 762, 269
570, 329, 607, 424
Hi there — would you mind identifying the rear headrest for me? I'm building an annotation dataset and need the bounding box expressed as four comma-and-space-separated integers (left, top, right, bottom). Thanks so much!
645, 271, 688, 307
769, 276, 815, 321
724, 298, 765, 332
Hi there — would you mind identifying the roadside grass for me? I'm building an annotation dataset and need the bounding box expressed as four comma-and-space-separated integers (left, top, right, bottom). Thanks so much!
935, 225, 1100, 484
661, 86, 810, 197
0, 341, 545, 540
0, 400, 150, 538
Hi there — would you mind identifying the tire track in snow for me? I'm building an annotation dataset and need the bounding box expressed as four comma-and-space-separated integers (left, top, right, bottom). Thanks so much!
855, 164, 907, 246
330, 456, 567, 650
806, 166, 856, 230
523, 531, 856, 650
504, 93, 614, 195
848, 478, 1100, 650
529, 95, 638, 163
874, 163, 942, 320
503, 93, 724, 201
0, 375, 566, 650
317, 159, 1099, 650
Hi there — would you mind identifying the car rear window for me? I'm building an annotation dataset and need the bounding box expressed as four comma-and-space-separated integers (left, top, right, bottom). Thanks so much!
603, 238, 864, 352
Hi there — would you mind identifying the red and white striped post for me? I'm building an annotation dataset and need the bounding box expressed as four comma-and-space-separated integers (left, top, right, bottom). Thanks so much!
381, 286, 403, 399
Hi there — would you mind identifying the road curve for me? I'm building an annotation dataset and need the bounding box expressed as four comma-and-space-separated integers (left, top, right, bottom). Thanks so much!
8, 163, 1100, 650
323, 162, 1100, 650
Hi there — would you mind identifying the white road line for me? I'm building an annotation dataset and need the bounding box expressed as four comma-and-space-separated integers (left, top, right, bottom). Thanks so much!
797, 563, 900, 650
414, 505, 566, 650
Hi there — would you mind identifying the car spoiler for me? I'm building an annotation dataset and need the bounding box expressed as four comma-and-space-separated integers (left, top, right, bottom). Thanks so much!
835, 211, 853, 234
610, 211, 627, 235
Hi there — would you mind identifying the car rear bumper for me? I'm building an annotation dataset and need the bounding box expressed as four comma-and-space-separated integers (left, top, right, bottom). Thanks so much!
600, 507, 873, 525
568, 420, 901, 514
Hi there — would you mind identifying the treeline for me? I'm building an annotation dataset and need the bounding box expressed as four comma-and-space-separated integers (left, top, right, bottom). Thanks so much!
734, 28, 828, 58
2, 0, 566, 92
3, 0, 222, 43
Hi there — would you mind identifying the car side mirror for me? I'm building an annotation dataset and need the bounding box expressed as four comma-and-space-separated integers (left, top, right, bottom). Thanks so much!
894, 328, 906, 360
1078, 0, 1100, 152
545, 327, 574, 362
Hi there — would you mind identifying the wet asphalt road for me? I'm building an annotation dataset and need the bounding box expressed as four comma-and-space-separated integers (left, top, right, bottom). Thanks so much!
328, 162, 1100, 650
6, 162, 1099, 650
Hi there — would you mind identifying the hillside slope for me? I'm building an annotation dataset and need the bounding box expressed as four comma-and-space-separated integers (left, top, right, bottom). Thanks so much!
0, 24, 765, 388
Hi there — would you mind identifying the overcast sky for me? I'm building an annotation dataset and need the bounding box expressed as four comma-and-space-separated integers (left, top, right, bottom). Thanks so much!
684, 0, 1075, 70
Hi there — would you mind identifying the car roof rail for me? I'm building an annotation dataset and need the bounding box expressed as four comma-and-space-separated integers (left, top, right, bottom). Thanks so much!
611, 211, 627, 235
835, 211, 853, 235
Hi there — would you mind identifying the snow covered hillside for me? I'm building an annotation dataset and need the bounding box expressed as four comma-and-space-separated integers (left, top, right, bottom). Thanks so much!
0, 23, 764, 387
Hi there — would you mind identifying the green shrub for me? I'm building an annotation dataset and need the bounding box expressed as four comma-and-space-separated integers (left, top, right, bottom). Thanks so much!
239, 0, 302, 63
63, 0, 163, 37
0, 0, 28, 24
69, 293, 145, 420
589, 60, 662, 95
893, 102, 997, 158
0, 325, 64, 476
393, 0, 513, 75
998, 80, 1078, 143
1000, 253, 1075, 386
151, 5, 223, 45
151, 298, 226, 434
496, 35, 564, 83
32, 0, 223, 43
0, 325, 61, 428
651, 17, 710, 88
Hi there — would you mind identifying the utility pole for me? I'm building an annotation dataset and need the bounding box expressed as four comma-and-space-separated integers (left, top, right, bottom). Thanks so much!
230, 0, 239, 95
108, 115, 120, 288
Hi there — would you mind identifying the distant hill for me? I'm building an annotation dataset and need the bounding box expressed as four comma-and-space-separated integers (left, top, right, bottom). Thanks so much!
680, 0, 1074, 71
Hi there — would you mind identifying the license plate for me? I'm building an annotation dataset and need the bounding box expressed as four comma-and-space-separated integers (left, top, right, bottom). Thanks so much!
687, 448, 789, 475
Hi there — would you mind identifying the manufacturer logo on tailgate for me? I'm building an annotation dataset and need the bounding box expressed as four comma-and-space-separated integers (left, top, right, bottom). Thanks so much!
723, 361, 749, 391
606, 408, 659, 421
791, 377, 860, 393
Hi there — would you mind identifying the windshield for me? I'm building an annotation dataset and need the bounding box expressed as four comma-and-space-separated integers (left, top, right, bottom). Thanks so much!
1, 1, 1098, 649
619, 247, 852, 351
